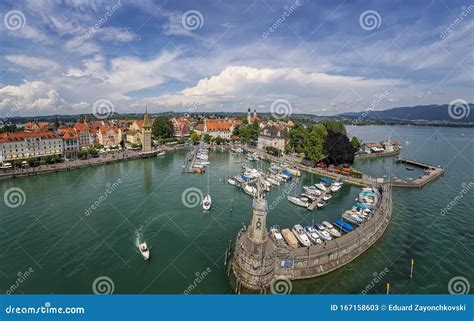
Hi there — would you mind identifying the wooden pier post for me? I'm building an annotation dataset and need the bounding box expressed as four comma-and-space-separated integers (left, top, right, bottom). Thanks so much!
386, 282, 390, 294
409, 259, 414, 280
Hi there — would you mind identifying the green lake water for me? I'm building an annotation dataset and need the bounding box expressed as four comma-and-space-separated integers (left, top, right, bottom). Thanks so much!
1, 125, 472, 294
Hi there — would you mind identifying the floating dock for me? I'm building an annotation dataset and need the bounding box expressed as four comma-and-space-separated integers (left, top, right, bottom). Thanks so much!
307, 182, 335, 211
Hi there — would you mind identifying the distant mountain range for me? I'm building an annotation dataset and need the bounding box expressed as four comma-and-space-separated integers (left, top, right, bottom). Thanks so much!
338, 104, 474, 123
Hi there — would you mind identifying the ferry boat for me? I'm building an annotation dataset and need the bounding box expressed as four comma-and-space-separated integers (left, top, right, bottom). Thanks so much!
334, 220, 353, 233
322, 221, 341, 238
292, 224, 312, 247
314, 224, 332, 241
138, 242, 150, 260
304, 226, 322, 245
288, 196, 309, 208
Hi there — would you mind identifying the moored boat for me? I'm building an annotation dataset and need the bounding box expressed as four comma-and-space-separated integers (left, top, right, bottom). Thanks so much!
334, 220, 353, 233
314, 224, 332, 241
281, 228, 299, 249
288, 196, 309, 208
315, 183, 327, 191
292, 224, 312, 247
202, 194, 212, 211
322, 221, 341, 238
304, 226, 322, 245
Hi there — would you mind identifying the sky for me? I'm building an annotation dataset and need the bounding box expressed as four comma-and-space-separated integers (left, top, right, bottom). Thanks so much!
0, 0, 473, 117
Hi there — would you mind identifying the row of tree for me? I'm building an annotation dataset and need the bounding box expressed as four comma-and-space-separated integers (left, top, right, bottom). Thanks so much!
286, 120, 361, 165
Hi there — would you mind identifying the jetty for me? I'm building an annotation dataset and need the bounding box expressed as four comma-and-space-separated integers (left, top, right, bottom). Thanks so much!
307, 182, 335, 211
391, 157, 445, 188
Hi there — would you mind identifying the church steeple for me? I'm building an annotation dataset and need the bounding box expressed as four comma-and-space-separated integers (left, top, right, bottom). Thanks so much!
143, 107, 152, 128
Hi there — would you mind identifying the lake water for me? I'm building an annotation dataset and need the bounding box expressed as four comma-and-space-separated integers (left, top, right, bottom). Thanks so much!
1, 125, 472, 294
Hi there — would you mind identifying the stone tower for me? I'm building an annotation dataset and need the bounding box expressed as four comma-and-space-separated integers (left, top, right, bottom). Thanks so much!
231, 179, 277, 292
141, 108, 152, 153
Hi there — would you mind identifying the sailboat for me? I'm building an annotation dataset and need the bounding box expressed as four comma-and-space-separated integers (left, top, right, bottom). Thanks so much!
202, 165, 212, 211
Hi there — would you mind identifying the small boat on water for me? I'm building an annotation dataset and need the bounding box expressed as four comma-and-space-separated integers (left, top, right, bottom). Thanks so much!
202, 194, 212, 211
322, 221, 341, 238
227, 178, 237, 186
288, 196, 309, 208
315, 183, 327, 191
281, 228, 299, 249
157, 150, 166, 156
267, 176, 280, 186
330, 185, 342, 192
304, 226, 322, 245
292, 224, 312, 247
303, 186, 321, 196
138, 242, 150, 260
314, 224, 332, 241
334, 220, 353, 233
243, 184, 256, 197
301, 193, 317, 202
406, 166, 415, 171
322, 194, 332, 201
342, 213, 364, 225
270, 226, 283, 242
316, 201, 326, 209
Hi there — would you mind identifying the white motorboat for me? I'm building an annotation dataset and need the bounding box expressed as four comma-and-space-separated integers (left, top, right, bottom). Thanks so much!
157, 150, 166, 156
304, 226, 322, 245
322, 221, 341, 238
267, 176, 280, 186
270, 227, 283, 241
342, 213, 364, 225
288, 196, 309, 208
292, 224, 312, 247
138, 242, 150, 260
314, 224, 332, 241
202, 194, 212, 211
317, 201, 326, 209
330, 185, 342, 192
303, 186, 321, 196
243, 184, 256, 197
322, 194, 332, 201
301, 193, 317, 202
315, 183, 327, 191
227, 178, 237, 186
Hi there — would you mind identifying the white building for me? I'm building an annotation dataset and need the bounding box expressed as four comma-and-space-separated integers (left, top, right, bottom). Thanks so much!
0, 132, 63, 162
257, 124, 288, 152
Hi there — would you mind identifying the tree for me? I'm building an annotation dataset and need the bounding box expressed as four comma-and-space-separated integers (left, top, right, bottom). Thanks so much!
303, 124, 327, 162
351, 136, 362, 151
54, 116, 60, 129
213, 137, 224, 145
190, 132, 200, 144
152, 116, 173, 139
287, 125, 306, 154
203, 134, 212, 144
323, 119, 346, 135
265, 146, 282, 156
324, 129, 355, 165
239, 122, 259, 146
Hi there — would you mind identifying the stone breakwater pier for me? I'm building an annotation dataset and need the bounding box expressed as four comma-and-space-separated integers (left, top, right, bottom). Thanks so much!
230, 183, 392, 293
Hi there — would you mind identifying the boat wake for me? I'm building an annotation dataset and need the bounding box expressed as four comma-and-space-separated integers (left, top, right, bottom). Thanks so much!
135, 227, 144, 247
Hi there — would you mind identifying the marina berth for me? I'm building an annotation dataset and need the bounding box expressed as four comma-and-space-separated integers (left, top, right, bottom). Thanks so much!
315, 183, 327, 191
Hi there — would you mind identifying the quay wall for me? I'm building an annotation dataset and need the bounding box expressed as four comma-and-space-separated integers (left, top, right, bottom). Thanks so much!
231, 184, 392, 292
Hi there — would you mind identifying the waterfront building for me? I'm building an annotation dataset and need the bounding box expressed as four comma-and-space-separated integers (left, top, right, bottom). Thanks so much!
203, 118, 234, 139
0, 132, 63, 162
126, 120, 145, 146
59, 128, 79, 160
73, 122, 95, 148
96, 126, 122, 147
141, 110, 153, 152
257, 124, 288, 152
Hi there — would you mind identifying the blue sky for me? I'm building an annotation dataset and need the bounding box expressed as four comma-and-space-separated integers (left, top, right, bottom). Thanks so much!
0, 0, 472, 116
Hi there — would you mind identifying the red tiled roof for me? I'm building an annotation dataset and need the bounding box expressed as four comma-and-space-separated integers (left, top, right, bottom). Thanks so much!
0, 132, 60, 143
205, 119, 231, 132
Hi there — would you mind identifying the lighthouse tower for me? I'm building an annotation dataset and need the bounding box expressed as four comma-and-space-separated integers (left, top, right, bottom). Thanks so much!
231, 179, 277, 292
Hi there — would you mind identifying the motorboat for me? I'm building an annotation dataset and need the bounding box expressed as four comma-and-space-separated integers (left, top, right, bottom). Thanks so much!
285, 167, 301, 177
303, 186, 321, 196
281, 229, 299, 249
288, 196, 309, 208
227, 178, 237, 186
322, 221, 341, 238
334, 220, 353, 233
267, 176, 280, 186
314, 224, 332, 241
316, 201, 326, 209
342, 213, 364, 225
322, 194, 332, 201
202, 194, 212, 211
243, 184, 256, 197
304, 226, 322, 245
157, 150, 166, 156
330, 185, 342, 192
138, 242, 150, 260
315, 183, 327, 191
270, 226, 283, 242
301, 193, 317, 202
292, 224, 312, 247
